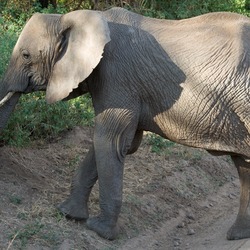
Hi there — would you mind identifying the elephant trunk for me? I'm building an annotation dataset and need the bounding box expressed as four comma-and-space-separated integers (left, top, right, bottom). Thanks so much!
0, 55, 29, 132
0, 74, 21, 133
0, 91, 21, 132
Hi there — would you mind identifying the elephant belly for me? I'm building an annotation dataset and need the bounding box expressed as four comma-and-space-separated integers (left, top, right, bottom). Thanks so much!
152, 88, 250, 158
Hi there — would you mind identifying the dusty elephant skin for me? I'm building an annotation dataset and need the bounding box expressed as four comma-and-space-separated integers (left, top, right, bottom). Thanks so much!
1, 7, 250, 240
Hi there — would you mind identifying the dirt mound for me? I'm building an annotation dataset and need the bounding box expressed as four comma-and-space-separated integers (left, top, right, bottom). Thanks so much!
0, 126, 244, 249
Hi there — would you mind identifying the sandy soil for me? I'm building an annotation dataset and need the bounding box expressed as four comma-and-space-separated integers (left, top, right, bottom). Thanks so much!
0, 126, 248, 250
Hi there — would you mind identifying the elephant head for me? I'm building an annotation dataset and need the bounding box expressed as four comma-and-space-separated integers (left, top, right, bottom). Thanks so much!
0, 10, 110, 131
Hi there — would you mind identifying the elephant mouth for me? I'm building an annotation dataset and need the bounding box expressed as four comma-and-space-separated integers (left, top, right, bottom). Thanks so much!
24, 76, 47, 93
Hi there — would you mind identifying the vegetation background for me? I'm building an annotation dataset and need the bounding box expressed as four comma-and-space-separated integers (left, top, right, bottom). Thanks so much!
0, 0, 249, 147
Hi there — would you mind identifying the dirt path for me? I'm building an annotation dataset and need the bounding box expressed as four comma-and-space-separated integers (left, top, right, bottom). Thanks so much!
0, 126, 249, 250
119, 179, 247, 250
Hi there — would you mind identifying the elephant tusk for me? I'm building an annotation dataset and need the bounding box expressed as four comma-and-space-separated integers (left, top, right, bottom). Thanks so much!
0, 92, 15, 107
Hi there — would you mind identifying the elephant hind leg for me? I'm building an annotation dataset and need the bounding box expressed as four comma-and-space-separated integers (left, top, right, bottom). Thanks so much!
227, 155, 250, 240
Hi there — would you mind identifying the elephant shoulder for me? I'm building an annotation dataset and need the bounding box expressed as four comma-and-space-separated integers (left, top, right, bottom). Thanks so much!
103, 7, 143, 27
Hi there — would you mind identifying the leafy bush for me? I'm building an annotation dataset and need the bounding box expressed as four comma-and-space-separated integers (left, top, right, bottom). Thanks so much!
0, 1, 68, 33
145, 133, 175, 154
0, 93, 94, 147
137, 0, 247, 19
0, 28, 17, 76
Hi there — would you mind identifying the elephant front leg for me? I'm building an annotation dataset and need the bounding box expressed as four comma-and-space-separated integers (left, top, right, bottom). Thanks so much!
227, 155, 250, 240
58, 144, 97, 220
87, 111, 138, 239
86, 140, 125, 240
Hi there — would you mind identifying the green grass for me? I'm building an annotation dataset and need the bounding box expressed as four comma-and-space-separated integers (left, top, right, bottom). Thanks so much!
9, 221, 61, 249
9, 194, 22, 205
10, 221, 44, 249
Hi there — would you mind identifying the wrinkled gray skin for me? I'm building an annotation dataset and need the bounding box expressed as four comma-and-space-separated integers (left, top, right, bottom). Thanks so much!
1, 8, 250, 240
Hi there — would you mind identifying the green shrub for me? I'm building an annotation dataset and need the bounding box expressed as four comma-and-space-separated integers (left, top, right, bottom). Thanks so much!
0, 29, 17, 76
0, 1, 68, 33
0, 93, 94, 147
145, 133, 175, 154
138, 0, 247, 19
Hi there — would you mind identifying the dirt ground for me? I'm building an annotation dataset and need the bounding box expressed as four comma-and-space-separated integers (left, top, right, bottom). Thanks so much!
0, 126, 248, 249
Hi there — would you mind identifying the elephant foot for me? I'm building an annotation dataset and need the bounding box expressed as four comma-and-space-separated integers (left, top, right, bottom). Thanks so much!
87, 216, 119, 240
57, 198, 89, 220
227, 220, 250, 240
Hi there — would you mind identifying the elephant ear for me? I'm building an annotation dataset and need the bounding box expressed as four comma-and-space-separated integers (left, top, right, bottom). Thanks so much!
46, 10, 110, 104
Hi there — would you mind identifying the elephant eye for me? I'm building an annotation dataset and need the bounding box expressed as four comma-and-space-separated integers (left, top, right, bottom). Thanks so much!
22, 50, 30, 60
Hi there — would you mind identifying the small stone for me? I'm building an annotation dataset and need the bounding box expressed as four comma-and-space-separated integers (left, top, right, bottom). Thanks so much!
177, 222, 185, 228
228, 193, 236, 199
154, 241, 161, 247
173, 237, 181, 241
186, 212, 195, 220
174, 241, 180, 247
187, 228, 195, 235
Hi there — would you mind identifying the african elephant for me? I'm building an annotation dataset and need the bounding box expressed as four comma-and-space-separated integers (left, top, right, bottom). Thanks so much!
1, 7, 250, 240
